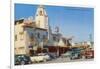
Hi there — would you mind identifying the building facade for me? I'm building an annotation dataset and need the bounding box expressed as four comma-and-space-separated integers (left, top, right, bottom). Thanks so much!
15, 5, 69, 56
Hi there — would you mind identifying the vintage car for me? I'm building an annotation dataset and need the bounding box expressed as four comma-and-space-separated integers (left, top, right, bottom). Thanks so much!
61, 48, 82, 60
61, 51, 72, 58
15, 55, 32, 65
30, 53, 51, 63
84, 48, 94, 59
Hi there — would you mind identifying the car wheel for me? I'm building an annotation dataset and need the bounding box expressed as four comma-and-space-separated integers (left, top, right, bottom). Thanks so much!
21, 61, 25, 65
28, 61, 32, 64
70, 57, 72, 60
82, 56, 85, 59
43, 59, 46, 62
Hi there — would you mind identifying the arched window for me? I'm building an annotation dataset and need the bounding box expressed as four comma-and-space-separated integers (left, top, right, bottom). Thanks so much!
39, 10, 43, 16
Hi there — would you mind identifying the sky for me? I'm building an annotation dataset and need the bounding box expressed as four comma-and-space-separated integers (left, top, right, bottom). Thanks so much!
15, 3, 94, 42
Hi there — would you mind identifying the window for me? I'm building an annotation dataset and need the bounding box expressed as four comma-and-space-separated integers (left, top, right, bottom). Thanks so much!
19, 32, 24, 40
43, 35, 47, 43
19, 32, 24, 35
53, 37, 56, 41
15, 48, 16, 50
15, 35, 17, 41
39, 10, 43, 16
18, 47, 24, 49
37, 33, 40, 38
30, 33, 34, 41
43, 35, 45, 39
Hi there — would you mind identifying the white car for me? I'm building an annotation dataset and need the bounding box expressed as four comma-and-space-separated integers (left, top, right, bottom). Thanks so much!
30, 53, 50, 63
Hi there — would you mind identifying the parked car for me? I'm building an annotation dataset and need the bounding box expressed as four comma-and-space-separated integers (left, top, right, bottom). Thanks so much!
15, 55, 32, 65
38, 53, 51, 61
70, 48, 82, 60
84, 48, 94, 59
61, 51, 72, 58
61, 48, 82, 60
30, 53, 50, 63
46, 53, 57, 59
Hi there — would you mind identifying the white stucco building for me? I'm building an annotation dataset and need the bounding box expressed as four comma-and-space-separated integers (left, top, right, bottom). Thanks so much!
15, 5, 69, 55
35, 5, 49, 29
15, 5, 49, 55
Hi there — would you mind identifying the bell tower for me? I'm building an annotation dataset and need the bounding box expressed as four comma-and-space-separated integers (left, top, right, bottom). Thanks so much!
35, 5, 49, 29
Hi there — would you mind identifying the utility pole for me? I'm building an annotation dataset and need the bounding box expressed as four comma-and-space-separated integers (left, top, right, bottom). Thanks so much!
89, 34, 92, 42
55, 26, 60, 57
89, 34, 93, 48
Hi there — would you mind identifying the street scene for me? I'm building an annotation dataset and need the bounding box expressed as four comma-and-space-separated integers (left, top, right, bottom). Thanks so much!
14, 4, 94, 65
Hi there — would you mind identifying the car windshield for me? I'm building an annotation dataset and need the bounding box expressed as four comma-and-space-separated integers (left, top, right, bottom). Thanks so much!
38, 53, 46, 56
15, 55, 29, 61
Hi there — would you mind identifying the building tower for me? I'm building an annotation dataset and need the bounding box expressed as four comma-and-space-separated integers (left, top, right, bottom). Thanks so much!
35, 5, 49, 29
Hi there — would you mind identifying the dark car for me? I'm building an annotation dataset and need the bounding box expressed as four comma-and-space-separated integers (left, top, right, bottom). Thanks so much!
61, 51, 72, 58
70, 48, 82, 60
47, 53, 57, 60
15, 55, 32, 65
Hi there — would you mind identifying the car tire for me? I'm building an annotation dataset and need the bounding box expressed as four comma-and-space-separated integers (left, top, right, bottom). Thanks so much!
43, 59, 46, 62
82, 56, 85, 59
70, 57, 72, 60
21, 61, 25, 65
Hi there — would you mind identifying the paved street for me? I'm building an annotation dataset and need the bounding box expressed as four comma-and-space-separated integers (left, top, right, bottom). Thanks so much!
33, 57, 94, 64
46, 58, 93, 63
